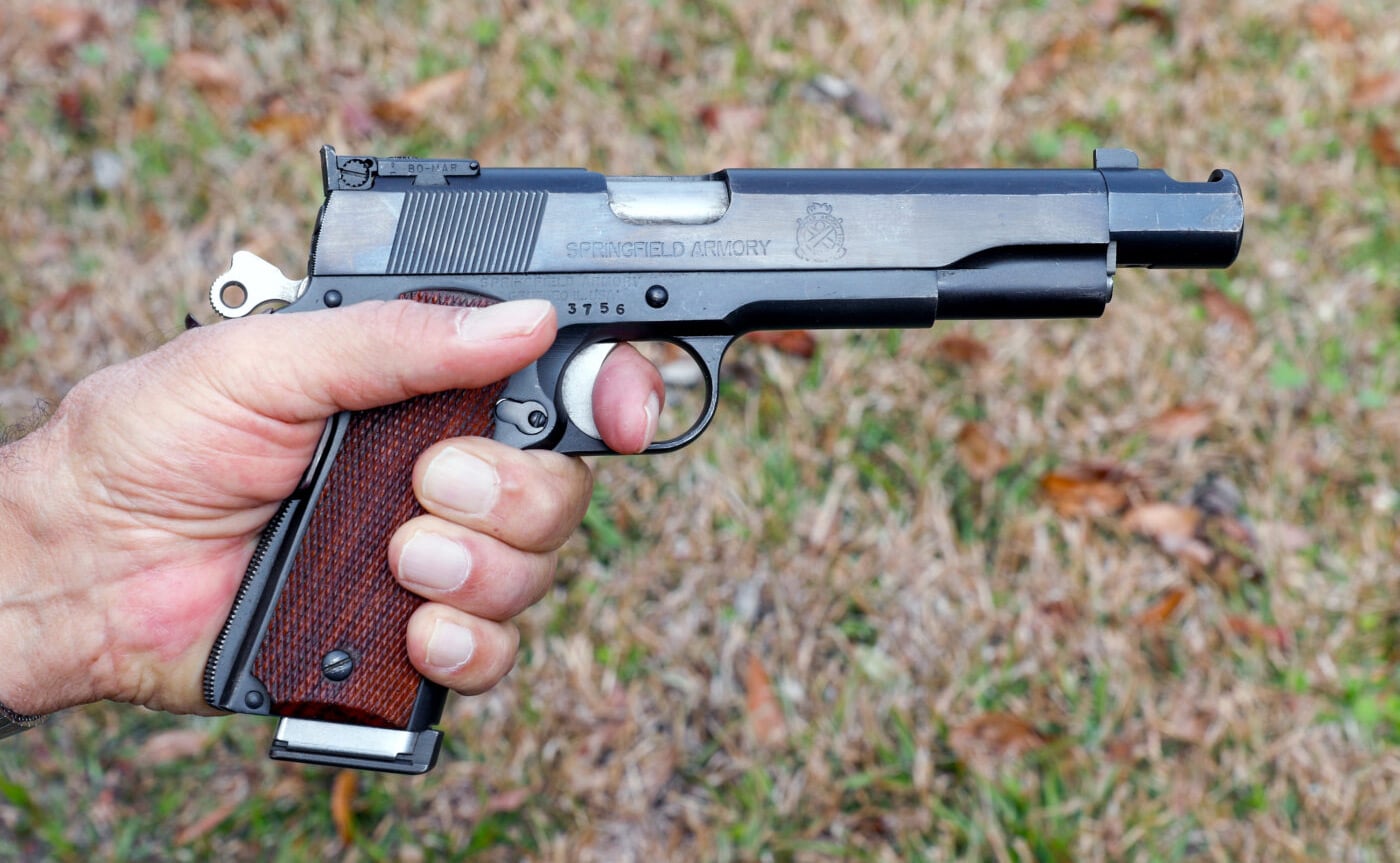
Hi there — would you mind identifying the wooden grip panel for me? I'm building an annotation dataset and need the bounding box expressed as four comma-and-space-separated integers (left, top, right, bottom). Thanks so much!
252, 291, 502, 728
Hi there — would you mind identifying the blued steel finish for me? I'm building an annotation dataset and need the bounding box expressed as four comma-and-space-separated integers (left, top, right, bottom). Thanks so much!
204, 146, 1244, 773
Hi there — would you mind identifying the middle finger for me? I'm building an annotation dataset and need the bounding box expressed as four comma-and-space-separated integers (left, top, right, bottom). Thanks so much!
413, 437, 593, 553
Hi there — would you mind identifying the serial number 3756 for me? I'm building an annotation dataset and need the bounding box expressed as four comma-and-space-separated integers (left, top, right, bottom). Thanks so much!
566, 302, 626, 316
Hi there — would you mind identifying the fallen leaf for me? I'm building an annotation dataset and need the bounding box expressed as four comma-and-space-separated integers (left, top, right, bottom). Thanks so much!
248, 109, 319, 143
32, 6, 105, 52
949, 713, 1048, 776
56, 89, 88, 133
170, 51, 241, 100
1370, 126, 1400, 169
956, 422, 1010, 481
1133, 587, 1187, 628
1225, 615, 1291, 650
1123, 501, 1215, 568
1036, 598, 1081, 627
331, 770, 357, 844
1007, 31, 1099, 98
1200, 285, 1255, 334
175, 798, 241, 845
747, 329, 816, 358
28, 282, 94, 320
742, 653, 786, 748
1122, 502, 1202, 543
485, 787, 531, 815
129, 102, 157, 134
934, 333, 991, 365
1104, 733, 1140, 764
1304, 3, 1355, 42
1120, 4, 1174, 33
206, 0, 289, 18
697, 103, 766, 136
1040, 461, 1140, 517
340, 100, 378, 138
1144, 403, 1214, 442
137, 728, 213, 766
373, 69, 472, 128
1352, 74, 1400, 110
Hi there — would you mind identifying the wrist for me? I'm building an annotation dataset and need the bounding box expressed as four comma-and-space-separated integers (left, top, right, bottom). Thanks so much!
0, 422, 106, 715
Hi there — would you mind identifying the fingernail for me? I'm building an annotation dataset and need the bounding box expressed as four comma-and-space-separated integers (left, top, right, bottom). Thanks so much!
456, 300, 553, 341
423, 448, 499, 516
642, 391, 660, 448
399, 532, 470, 592
425, 619, 476, 671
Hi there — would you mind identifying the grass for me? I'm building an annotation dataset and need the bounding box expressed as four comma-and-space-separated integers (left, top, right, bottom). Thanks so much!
2, 0, 1399, 860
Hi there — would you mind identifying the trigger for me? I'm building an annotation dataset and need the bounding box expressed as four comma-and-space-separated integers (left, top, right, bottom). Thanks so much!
559, 343, 618, 441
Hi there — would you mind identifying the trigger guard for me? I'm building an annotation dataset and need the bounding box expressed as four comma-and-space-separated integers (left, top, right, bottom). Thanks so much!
559, 342, 619, 441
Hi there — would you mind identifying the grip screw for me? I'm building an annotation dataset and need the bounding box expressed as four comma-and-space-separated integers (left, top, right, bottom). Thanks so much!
322, 650, 354, 681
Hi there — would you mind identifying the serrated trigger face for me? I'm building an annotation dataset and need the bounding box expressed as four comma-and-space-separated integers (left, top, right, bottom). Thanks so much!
209, 251, 308, 319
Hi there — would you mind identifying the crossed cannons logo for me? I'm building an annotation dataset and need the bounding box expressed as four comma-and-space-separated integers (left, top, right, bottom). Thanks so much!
794, 202, 846, 262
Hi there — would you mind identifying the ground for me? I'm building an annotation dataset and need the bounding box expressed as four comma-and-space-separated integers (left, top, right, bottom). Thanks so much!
1, 2, 1398, 860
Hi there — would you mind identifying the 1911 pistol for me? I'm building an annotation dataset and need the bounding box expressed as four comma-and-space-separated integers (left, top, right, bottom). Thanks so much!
202, 146, 1243, 773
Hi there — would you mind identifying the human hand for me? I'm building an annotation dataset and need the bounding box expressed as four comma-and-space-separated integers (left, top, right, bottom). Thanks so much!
0, 299, 661, 718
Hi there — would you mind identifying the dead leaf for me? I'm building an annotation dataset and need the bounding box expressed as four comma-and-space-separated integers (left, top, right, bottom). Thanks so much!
56, 89, 88, 133
1225, 615, 1291, 650
1201, 285, 1255, 334
747, 330, 816, 359
934, 333, 991, 365
27, 282, 93, 320
1122, 502, 1202, 543
32, 6, 105, 53
956, 422, 1009, 481
1036, 598, 1081, 627
175, 797, 241, 845
170, 51, 241, 100
248, 101, 319, 143
1144, 403, 1214, 442
137, 728, 213, 766
1304, 3, 1355, 42
1123, 501, 1215, 568
331, 770, 357, 844
1007, 32, 1100, 98
1352, 74, 1400, 110
373, 69, 472, 128
1133, 587, 1187, 628
1370, 126, 1400, 169
1120, 4, 1174, 33
484, 787, 530, 815
949, 713, 1048, 776
340, 100, 378, 138
1040, 461, 1141, 517
742, 653, 786, 748
206, 0, 289, 18
697, 103, 766, 136
129, 102, 157, 134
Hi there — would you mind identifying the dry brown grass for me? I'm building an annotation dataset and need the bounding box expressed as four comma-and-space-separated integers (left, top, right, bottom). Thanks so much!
2, 1, 1398, 860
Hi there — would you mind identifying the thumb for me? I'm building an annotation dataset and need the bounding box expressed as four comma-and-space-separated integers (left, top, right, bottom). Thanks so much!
192, 298, 556, 423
